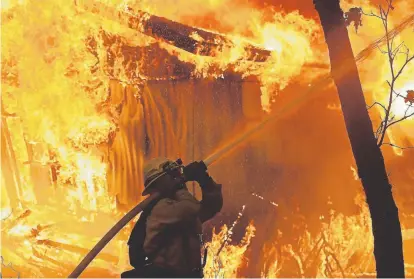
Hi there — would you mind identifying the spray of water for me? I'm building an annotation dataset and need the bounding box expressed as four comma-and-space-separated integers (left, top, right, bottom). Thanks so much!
67, 14, 414, 278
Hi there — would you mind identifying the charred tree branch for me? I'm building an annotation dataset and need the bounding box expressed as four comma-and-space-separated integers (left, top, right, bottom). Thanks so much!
382, 142, 414, 150
367, 102, 388, 113
366, 1, 414, 147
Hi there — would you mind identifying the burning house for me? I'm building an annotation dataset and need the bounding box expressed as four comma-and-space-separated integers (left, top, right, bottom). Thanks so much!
1, 0, 414, 278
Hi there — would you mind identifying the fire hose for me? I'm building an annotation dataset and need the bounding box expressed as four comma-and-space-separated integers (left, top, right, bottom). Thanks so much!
67, 13, 414, 277
68, 67, 313, 276
67, 60, 380, 279
64, 155, 215, 277
68, 101, 295, 278
67, 192, 161, 278
67, 156, 221, 278
67, 82, 310, 278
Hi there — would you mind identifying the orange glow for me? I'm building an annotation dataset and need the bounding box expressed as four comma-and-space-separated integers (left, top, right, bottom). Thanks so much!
392, 82, 414, 118
204, 222, 256, 278
1, 0, 414, 277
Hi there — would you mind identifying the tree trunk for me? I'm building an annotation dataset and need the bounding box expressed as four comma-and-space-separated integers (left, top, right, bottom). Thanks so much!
313, 0, 405, 277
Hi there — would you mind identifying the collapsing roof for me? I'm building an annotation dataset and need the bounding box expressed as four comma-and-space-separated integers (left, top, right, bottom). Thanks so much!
80, 1, 273, 62
80, 1, 329, 78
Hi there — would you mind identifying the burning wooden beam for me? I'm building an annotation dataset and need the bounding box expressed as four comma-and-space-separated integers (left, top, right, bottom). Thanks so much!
130, 10, 271, 62
79, 2, 272, 62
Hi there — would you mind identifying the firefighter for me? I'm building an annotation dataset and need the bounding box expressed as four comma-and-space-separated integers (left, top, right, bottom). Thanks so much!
122, 157, 223, 278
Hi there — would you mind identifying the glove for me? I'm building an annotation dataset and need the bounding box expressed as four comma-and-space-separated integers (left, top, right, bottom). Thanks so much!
183, 161, 208, 182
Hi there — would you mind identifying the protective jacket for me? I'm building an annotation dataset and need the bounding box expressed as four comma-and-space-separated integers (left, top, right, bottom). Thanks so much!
126, 176, 222, 277
121, 174, 223, 278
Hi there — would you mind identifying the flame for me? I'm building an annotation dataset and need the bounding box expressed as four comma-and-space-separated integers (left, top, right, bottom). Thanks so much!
259, 193, 375, 278
7, 224, 32, 236
124, 0, 322, 110
350, 166, 359, 181
2, 0, 118, 213
1, 0, 124, 275
254, 12, 320, 111
2, 0, 319, 275
2, 0, 414, 277
340, 0, 414, 155
204, 222, 256, 278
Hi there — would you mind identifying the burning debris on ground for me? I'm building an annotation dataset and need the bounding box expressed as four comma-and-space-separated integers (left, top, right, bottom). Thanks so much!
1, 0, 414, 278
